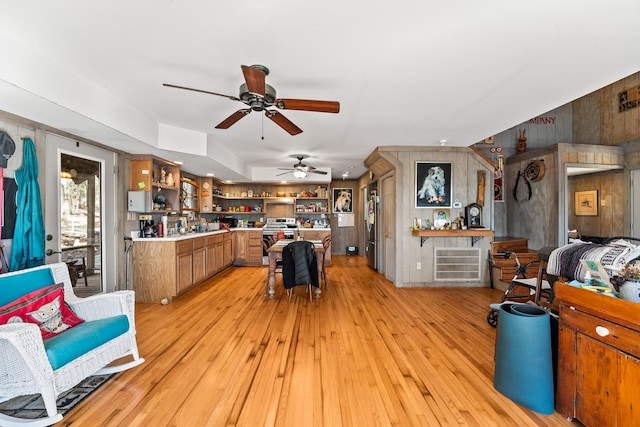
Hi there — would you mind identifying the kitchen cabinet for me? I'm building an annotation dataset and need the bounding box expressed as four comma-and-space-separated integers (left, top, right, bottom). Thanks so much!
192, 237, 206, 284
297, 228, 331, 265
215, 234, 225, 272
556, 283, 640, 426
176, 239, 194, 293
223, 232, 233, 267
129, 156, 181, 213
205, 234, 219, 276
233, 229, 263, 266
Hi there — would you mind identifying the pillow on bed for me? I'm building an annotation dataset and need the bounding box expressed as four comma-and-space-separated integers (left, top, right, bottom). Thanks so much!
0, 283, 84, 339
607, 239, 638, 248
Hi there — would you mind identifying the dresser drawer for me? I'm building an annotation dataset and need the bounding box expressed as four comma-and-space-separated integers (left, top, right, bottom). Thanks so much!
561, 304, 640, 357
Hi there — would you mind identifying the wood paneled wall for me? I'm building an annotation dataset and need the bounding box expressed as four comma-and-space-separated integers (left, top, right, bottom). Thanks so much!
328, 180, 359, 254
568, 170, 625, 238
374, 147, 494, 287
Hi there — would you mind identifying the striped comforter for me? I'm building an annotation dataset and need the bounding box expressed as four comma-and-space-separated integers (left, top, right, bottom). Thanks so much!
546, 239, 640, 282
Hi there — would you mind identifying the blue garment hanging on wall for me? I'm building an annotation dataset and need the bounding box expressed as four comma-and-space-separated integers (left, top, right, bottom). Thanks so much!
10, 138, 45, 271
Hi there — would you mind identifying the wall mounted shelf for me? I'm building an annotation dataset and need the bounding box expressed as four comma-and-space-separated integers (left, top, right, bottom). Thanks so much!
411, 229, 494, 247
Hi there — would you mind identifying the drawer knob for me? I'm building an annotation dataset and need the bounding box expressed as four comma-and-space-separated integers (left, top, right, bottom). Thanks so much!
595, 326, 609, 337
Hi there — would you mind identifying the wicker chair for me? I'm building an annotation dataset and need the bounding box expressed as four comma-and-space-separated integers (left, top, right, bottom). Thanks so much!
0, 262, 144, 426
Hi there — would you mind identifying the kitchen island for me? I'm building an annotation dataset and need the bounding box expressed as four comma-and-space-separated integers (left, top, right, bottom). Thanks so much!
132, 230, 233, 303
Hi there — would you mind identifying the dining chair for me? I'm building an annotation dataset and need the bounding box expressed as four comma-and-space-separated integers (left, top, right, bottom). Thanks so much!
321, 235, 331, 288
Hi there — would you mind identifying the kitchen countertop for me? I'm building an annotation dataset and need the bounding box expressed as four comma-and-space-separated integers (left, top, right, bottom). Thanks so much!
132, 226, 330, 242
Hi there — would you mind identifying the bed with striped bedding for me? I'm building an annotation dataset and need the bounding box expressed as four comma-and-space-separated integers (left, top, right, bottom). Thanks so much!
546, 237, 640, 282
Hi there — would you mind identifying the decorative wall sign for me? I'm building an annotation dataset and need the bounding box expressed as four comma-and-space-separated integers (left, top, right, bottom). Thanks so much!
524, 160, 545, 182
575, 190, 598, 216
415, 162, 452, 208
526, 116, 556, 124
494, 169, 503, 202
619, 85, 640, 112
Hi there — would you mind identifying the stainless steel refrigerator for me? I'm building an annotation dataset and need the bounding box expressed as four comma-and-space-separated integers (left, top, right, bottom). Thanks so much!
365, 184, 378, 269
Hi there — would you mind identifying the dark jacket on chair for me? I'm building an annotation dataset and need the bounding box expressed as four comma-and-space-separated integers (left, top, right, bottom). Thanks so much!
282, 241, 319, 289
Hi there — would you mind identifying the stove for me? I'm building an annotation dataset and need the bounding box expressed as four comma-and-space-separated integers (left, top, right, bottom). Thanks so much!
262, 217, 297, 238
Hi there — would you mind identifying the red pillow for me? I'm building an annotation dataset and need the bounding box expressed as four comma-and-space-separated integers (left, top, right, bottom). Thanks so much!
0, 283, 84, 339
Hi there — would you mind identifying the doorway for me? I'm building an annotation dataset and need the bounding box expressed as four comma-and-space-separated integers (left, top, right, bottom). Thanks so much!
44, 133, 117, 295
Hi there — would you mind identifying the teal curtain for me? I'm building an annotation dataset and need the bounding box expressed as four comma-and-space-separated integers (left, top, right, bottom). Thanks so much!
10, 138, 45, 271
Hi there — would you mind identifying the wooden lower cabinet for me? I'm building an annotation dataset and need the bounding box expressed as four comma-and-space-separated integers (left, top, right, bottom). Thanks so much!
297, 229, 331, 265
192, 237, 206, 284
205, 235, 220, 276
215, 235, 225, 272
233, 229, 263, 266
556, 283, 640, 426
223, 233, 233, 267
176, 240, 194, 293
132, 231, 232, 303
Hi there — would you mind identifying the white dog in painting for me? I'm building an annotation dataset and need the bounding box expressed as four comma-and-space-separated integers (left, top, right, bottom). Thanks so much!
334, 190, 352, 212
417, 166, 446, 203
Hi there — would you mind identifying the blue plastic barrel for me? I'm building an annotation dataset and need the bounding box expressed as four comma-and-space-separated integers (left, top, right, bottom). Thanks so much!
493, 303, 554, 414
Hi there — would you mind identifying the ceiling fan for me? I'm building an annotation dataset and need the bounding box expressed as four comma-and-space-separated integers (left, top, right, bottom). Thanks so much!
163, 65, 340, 135
277, 155, 328, 178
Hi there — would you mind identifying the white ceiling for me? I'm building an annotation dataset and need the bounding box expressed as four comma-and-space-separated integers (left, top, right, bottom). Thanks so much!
1, 1, 639, 183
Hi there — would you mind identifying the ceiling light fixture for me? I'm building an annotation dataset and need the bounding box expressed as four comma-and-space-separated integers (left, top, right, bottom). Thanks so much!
293, 170, 307, 179
439, 139, 447, 146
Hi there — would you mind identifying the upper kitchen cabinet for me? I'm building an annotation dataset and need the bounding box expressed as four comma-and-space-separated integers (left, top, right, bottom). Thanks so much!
129, 156, 180, 213
180, 176, 200, 211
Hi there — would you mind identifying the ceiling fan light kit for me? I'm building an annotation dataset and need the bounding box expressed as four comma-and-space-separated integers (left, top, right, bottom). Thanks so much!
164, 64, 339, 136
277, 154, 328, 178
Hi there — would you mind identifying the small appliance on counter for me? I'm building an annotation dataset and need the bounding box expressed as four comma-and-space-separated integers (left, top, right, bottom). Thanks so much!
139, 216, 157, 238
219, 217, 239, 228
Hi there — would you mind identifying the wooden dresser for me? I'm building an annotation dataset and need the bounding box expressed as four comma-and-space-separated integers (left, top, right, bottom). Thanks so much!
556, 283, 640, 426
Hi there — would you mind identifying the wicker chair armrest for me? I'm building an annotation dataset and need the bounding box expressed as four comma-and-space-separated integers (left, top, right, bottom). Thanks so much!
66, 291, 136, 327
0, 323, 54, 381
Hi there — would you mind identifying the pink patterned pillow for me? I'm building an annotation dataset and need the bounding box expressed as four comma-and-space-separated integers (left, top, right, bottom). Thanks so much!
0, 283, 84, 339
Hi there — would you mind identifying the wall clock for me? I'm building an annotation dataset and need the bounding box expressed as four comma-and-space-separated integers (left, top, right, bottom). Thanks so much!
465, 203, 483, 228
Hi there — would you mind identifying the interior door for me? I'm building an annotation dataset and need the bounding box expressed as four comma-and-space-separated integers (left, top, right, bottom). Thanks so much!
44, 133, 117, 294
382, 173, 395, 281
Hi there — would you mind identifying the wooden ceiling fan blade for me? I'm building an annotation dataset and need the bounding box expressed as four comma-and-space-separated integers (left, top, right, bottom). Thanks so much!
241, 65, 266, 97
308, 169, 328, 175
215, 109, 251, 129
163, 83, 239, 101
276, 170, 293, 176
265, 111, 303, 135
275, 98, 340, 113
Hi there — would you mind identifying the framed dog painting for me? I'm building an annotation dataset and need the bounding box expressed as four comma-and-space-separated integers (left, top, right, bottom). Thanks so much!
415, 162, 452, 208
332, 188, 353, 213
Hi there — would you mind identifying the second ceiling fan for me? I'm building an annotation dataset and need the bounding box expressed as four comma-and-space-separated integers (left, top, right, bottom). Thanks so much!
164, 65, 340, 135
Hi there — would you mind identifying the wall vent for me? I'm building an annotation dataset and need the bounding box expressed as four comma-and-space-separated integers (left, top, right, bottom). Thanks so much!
434, 248, 481, 281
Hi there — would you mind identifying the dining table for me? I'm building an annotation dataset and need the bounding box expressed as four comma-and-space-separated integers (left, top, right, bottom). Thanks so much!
266, 239, 325, 299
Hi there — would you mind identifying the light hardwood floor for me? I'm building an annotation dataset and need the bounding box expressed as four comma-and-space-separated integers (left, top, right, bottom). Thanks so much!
61, 256, 573, 426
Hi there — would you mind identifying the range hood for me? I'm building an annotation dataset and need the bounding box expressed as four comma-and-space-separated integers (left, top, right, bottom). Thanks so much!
264, 197, 294, 205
